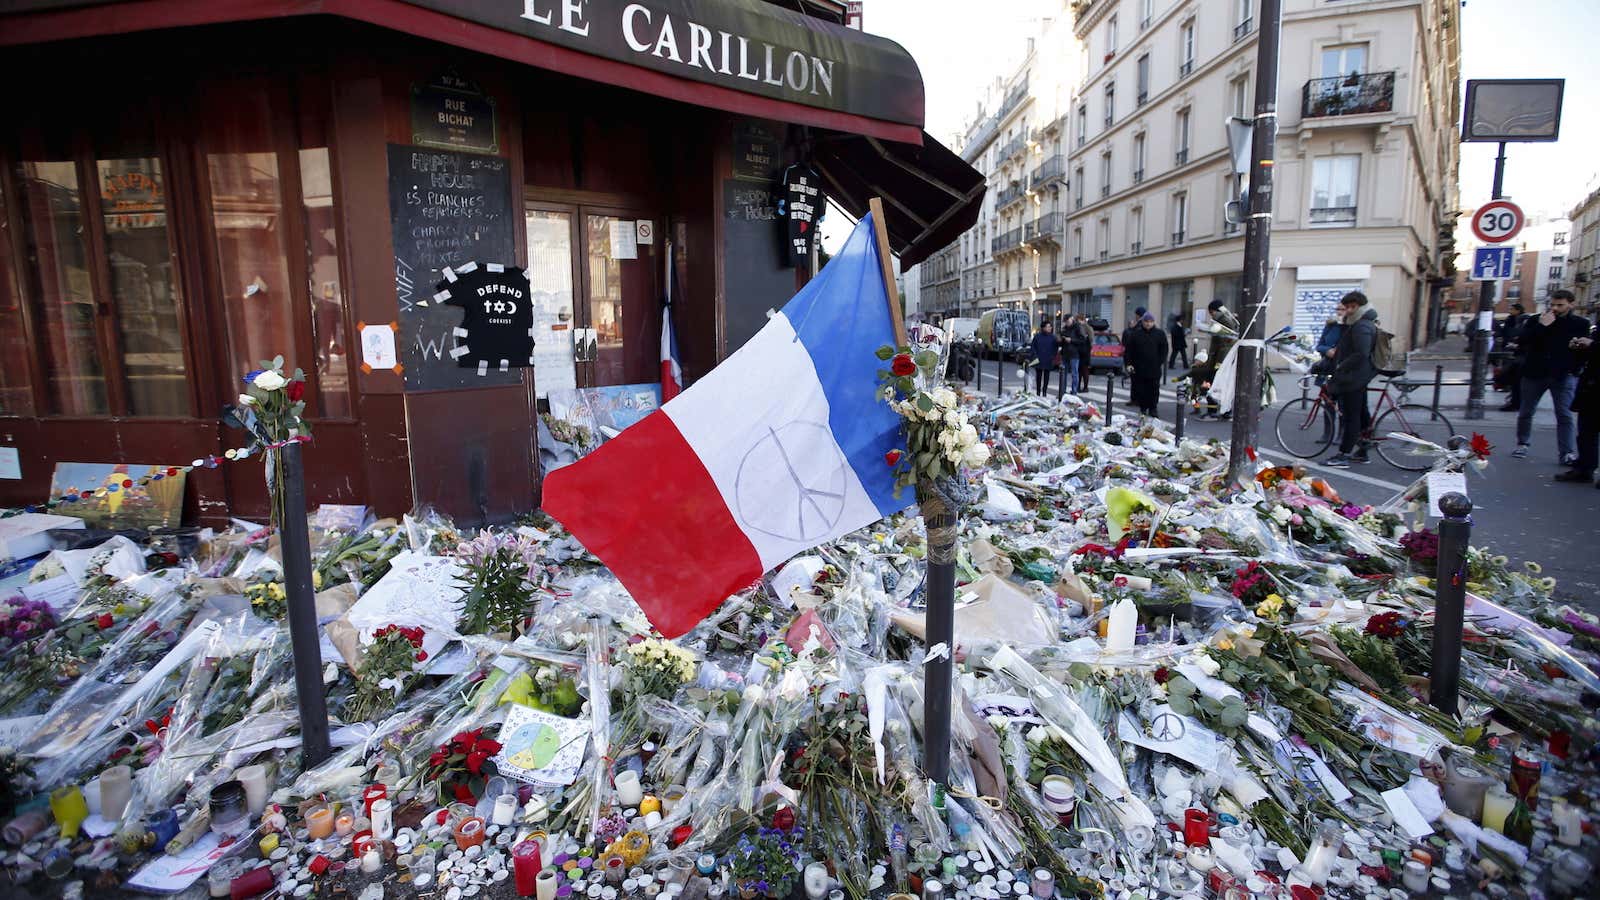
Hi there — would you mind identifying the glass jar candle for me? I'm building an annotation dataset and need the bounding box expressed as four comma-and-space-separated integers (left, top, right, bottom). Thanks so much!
305, 803, 334, 839
1481, 786, 1515, 833
455, 815, 487, 849
1182, 809, 1211, 847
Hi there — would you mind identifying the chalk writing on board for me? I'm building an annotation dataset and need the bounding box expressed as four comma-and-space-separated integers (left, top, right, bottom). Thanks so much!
727, 186, 779, 222
388, 145, 518, 391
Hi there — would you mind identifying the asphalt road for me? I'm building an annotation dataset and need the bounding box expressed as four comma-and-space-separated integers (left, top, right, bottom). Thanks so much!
965, 358, 1600, 613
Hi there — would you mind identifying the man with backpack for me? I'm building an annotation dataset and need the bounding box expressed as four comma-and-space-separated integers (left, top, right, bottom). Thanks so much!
1324, 291, 1385, 467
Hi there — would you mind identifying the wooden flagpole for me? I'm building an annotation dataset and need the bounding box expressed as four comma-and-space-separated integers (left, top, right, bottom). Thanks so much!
869, 197, 954, 787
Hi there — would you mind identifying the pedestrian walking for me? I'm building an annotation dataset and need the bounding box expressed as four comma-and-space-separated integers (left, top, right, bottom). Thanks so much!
1125, 313, 1168, 416
1195, 299, 1239, 420
1512, 290, 1590, 463
1072, 313, 1093, 392
1553, 319, 1599, 486
1496, 303, 1528, 411
1167, 313, 1189, 368
1029, 319, 1060, 395
1323, 292, 1379, 467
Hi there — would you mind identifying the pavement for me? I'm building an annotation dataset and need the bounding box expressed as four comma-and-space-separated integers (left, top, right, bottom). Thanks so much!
960, 355, 1600, 614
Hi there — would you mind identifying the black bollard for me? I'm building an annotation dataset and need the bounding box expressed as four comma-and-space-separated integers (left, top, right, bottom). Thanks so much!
1433, 364, 1444, 418
974, 349, 983, 391
1174, 382, 1186, 440
280, 441, 332, 769
997, 354, 1005, 395
1058, 364, 1067, 401
1429, 492, 1472, 716
1105, 371, 1115, 419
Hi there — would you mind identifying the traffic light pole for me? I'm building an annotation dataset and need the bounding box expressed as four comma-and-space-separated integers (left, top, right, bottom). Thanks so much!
1226, 0, 1283, 485
1465, 143, 1508, 421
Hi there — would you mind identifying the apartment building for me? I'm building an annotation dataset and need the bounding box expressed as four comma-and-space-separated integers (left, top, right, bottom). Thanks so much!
1060, 0, 1461, 351
916, 244, 963, 318
1566, 188, 1600, 310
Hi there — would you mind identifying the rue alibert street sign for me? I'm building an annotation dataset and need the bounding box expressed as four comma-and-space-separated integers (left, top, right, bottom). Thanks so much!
1470, 200, 1525, 245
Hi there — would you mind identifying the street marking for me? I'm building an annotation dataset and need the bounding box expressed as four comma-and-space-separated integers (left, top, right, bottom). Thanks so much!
1287, 458, 1408, 490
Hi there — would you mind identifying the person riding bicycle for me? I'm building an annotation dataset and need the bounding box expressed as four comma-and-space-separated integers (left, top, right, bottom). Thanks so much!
1323, 292, 1379, 468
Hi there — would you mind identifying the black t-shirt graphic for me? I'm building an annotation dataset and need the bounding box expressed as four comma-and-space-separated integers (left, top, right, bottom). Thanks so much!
779, 165, 825, 268
437, 262, 534, 375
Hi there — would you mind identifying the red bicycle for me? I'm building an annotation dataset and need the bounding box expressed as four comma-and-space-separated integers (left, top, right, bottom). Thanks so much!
1273, 374, 1456, 471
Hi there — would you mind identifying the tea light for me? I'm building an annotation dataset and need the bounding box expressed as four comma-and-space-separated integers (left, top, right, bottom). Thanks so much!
362, 848, 382, 874
493, 795, 518, 827
335, 811, 355, 837
455, 816, 487, 850
1401, 861, 1428, 893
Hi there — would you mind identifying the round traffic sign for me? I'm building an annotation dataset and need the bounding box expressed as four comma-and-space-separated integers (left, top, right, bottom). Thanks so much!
1471, 200, 1524, 244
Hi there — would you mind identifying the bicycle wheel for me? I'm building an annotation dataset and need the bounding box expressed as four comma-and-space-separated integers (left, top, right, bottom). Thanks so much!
1373, 404, 1457, 471
1273, 397, 1336, 458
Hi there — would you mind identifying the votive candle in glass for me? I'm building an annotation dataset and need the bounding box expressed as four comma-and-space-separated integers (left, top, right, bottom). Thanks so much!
1481, 786, 1515, 834
306, 804, 335, 839
514, 840, 544, 897
454, 815, 486, 849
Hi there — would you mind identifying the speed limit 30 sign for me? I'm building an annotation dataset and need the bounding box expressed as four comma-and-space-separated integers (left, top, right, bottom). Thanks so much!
1471, 200, 1524, 244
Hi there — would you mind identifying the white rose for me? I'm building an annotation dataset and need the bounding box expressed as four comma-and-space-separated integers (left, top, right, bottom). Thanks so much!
962, 443, 991, 468
253, 370, 288, 391
1193, 653, 1221, 676
925, 408, 942, 423
237, 393, 257, 406
933, 387, 957, 409
958, 424, 979, 446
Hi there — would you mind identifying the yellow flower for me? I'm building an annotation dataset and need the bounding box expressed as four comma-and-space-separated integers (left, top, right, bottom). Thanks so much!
1255, 594, 1285, 618
1525, 561, 1542, 575
1216, 636, 1235, 652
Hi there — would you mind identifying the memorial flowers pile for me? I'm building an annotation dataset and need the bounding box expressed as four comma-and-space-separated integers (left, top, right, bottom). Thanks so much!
877, 345, 989, 494
345, 624, 428, 723
423, 727, 503, 805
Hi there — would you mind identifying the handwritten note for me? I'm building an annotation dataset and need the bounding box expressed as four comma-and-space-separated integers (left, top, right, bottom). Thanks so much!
345, 551, 465, 660
1426, 471, 1469, 518
125, 831, 227, 892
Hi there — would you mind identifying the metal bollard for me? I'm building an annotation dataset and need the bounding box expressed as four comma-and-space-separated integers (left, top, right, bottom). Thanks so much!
1174, 383, 1186, 440
1433, 364, 1444, 419
1058, 363, 1067, 401
280, 441, 332, 769
1429, 492, 1472, 716
974, 350, 983, 391
997, 354, 1005, 395
1104, 371, 1114, 419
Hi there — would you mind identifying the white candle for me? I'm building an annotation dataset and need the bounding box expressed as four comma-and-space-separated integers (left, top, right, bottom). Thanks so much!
493, 794, 518, 827
614, 771, 644, 807
371, 798, 394, 841
1105, 598, 1137, 651
362, 848, 381, 874
538, 869, 561, 900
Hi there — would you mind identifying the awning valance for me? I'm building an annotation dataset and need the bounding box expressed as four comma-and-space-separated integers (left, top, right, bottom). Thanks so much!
0, 0, 925, 143
813, 132, 986, 268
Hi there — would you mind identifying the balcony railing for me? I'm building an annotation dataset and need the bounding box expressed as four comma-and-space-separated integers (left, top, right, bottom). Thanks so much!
1026, 213, 1063, 244
1179, 58, 1194, 77
1233, 18, 1253, 41
1031, 155, 1067, 184
1172, 230, 1186, 245
1099, 250, 1109, 262
1130, 241, 1142, 255
992, 228, 1024, 255
1308, 206, 1357, 227
1175, 148, 1189, 165
1302, 71, 1396, 119
1072, 256, 1083, 267
996, 184, 1026, 209
1101, 183, 1111, 198
1132, 167, 1145, 184
1136, 91, 1148, 107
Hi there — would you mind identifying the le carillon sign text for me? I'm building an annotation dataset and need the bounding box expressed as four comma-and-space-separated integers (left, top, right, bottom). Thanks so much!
400, 0, 923, 127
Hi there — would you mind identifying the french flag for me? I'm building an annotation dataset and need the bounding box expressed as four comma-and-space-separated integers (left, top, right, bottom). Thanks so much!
542, 213, 908, 637
660, 244, 683, 401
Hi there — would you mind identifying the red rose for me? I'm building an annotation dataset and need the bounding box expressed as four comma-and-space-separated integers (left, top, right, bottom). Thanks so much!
429, 750, 447, 768
477, 740, 502, 755
452, 783, 477, 804
885, 449, 903, 466
96, 613, 114, 629
669, 824, 694, 848
466, 750, 488, 775
1153, 666, 1171, 684
890, 353, 917, 377
416, 651, 428, 662
771, 806, 796, 832
286, 380, 306, 403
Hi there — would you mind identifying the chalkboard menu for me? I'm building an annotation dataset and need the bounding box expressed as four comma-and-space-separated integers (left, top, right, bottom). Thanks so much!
388, 145, 520, 391
722, 179, 795, 353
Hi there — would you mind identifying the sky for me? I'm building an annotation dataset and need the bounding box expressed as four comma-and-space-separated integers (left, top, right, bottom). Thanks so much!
824, 0, 1600, 253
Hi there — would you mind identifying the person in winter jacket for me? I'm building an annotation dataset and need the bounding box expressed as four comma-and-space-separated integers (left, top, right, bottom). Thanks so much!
1513, 289, 1591, 464
1124, 313, 1169, 416
1325, 292, 1379, 467
1029, 319, 1061, 395
1167, 313, 1189, 368
1553, 318, 1599, 487
1206, 299, 1240, 364
1069, 313, 1093, 392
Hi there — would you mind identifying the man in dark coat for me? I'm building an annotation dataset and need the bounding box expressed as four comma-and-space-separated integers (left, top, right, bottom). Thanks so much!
1553, 318, 1599, 486
1070, 313, 1093, 392
1496, 303, 1528, 411
1125, 313, 1169, 416
1167, 313, 1189, 368
1029, 319, 1060, 395
1325, 292, 1379, 467
1513, 290, 1590, 463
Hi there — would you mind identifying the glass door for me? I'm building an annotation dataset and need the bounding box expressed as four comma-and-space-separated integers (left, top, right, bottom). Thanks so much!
578, 209, 659, 389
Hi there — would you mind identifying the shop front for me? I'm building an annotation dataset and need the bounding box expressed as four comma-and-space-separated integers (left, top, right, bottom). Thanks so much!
0, 0, 982, 526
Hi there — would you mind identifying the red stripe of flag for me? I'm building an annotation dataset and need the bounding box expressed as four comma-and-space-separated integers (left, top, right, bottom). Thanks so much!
541, 409, 760, 637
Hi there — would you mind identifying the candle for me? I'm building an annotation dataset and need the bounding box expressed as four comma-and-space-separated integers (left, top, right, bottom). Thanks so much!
493, 794, 518, 827
362, 784, 388, 819
99, 765, 134, 822
537, 868, 560, 900
1481, 786, 1515, 833
306, 804, 334, 839
371, 798, 394, 840
525, 793, 550, 823
455, 816, 486, 849
1105, 598, 1137, 651
236, 764, 270, 816
513, 840, 544, 897
1441, 758, 1495, 820
362, 848, 381, 874
1030, 869, 1054, 900
1401, 861, 1429, 893
3, 810, 49, 846
1554, 800, 1584, 846
258, 833, 279, 856
644, 811, 662, 829
804, 862, 831, 900
614, 771, 644, 807
1182, 809, 1211, 847
229, 865, 273, 900
662, 785, 686, 813
334, 811, 355, 837
49, 785, 89, 841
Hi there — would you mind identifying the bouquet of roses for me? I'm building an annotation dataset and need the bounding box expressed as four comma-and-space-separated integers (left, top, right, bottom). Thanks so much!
0, 596, 56, 647
876, 345, 989, 497
424, 727, 502, 805
345, 624, 429, 723
1229, 560, 1276, 606
1398, 528, 1439, 564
